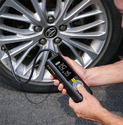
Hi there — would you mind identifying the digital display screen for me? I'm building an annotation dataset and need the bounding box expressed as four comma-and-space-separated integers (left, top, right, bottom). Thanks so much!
52, 56, 76, 81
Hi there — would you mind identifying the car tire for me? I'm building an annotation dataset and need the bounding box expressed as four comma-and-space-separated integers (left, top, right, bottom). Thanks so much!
0, 0, 122, 93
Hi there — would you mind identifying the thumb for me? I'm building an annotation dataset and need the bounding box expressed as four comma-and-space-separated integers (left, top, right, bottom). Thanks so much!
77, 84, 90, 98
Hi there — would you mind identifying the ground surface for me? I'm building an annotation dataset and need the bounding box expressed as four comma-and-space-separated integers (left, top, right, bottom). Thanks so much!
0, 78, 123, 125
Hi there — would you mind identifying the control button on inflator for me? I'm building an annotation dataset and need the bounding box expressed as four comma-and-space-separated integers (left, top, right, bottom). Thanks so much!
73, 80, 84, 90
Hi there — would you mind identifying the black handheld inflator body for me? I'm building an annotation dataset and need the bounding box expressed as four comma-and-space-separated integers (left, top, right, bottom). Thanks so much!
46, 53, 93, 103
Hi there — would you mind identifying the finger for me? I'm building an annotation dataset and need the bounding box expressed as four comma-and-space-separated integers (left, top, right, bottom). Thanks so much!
54, 80, 60, 86
63, 56, 86, 78
63, 56, 78, 68
62, 89, 67, 95
69, 97, 76, 109
50, 75, 54, 80
58, 84, 64, 91
77, 84, 90, 98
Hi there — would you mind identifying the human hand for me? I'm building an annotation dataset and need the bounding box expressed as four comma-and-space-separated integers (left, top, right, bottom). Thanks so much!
69, 84, 104, 122
50, 56, 87, 95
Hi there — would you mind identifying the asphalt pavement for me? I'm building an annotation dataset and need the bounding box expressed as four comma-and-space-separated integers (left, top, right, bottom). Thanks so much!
0, 79, 123, 125
0, 58, 123, 125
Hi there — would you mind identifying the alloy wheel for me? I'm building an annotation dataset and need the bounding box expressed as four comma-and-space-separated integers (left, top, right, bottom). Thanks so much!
0, 0, 108, 84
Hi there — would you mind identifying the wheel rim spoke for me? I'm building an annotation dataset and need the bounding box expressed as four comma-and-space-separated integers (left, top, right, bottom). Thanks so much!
64, 0, 100, 23
23, 48, 44, 76
1, 41, 35, 60
36, 51, 49, 80
42, 0, 47, 17
8, 0, 40, 25
0, 32, 41, 44
14, 42, 38, 70
60, 31, 106, 40
31, 0, 47, 27
54, 0, 62, 18
63, 40, 84, 66
67, 20, 105, 33
0, 24, 34, 35
62, 38, 98, 60
71, 9, 102, 22
0, 14, 31, 23
55, 0, 73, 25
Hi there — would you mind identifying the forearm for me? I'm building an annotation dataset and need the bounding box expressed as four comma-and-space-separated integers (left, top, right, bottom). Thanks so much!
97, 108, 123, 125
85, 60, 123, 86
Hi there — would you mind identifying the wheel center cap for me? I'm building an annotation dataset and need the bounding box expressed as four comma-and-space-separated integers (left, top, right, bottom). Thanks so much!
44, 27, 57, 38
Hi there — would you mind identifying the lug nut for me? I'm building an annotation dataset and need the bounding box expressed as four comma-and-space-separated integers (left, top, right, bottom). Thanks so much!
54, 37, 62, 44
47, 15, 55, 24
34, 26, 42, 32
39, 38, 47, 45
59, 25, 67, 31
1, 45, 6, 51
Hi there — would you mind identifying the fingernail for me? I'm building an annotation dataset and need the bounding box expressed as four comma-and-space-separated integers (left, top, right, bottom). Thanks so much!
77, 84, 81, 89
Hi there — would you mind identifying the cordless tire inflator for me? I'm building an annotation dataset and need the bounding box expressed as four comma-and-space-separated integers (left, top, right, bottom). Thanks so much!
46, 53, 93, 103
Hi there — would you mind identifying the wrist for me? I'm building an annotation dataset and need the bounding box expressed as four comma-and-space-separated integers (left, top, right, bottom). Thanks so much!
91, 107, 115, 124
83, 67, 101, 87
96, 108, 123, 125
84, 60, 123, 87
96, 108, 111, 124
